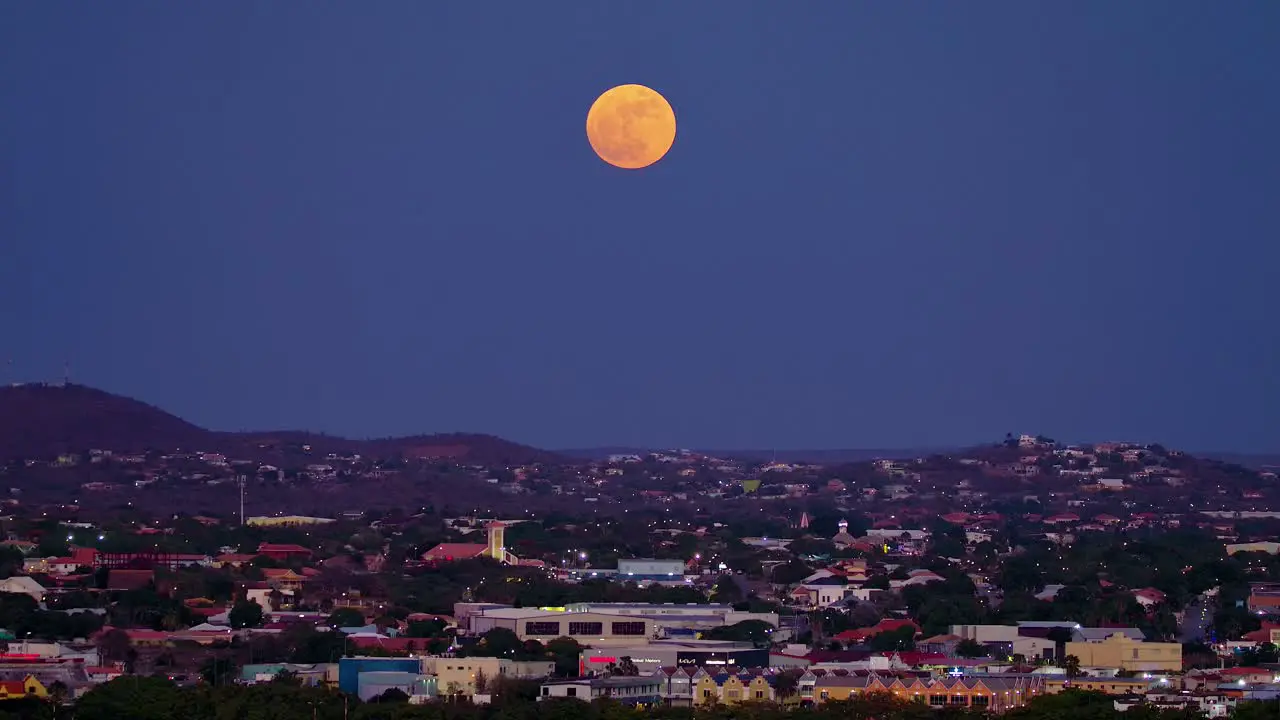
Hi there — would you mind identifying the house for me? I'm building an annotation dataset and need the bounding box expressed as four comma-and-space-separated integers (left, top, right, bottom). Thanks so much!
834, 619, 920, 644
651, 666, 699, 706
22, 557, 80, 575
1132, 588, 1167, 608
421, 544, 488, 563
813, 673, 1043, 711
0, 577, 46, 604
261, 568, 306, 591
0, 676, 46, 701
213, 553, 259, 568
694, 670, 777, 704
257, 544, 313, 562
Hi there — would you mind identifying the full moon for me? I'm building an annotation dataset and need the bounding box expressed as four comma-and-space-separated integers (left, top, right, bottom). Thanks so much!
585, 84, 676, 170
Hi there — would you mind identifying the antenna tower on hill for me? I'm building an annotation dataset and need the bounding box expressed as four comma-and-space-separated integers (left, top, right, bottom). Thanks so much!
238, 475, 246, 526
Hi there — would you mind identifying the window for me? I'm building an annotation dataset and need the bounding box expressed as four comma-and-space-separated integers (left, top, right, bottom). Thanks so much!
568, 622, 603, 636
756, 691, 764, 699
703, 690, 712, 698
566, 687, 577, 697
929, 695, 947, 706
525, 621, 561, 636
541, 688, 549, 696
820, 691, 829, 700
951, 695, 967, 705
972, 696, 990, 708
612, 621, 647, 636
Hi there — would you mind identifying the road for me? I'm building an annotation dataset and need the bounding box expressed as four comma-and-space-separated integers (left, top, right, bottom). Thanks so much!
1181, 594, 1214, 643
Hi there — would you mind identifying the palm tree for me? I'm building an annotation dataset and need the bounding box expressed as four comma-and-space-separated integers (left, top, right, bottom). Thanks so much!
1061, 654, 1082, 678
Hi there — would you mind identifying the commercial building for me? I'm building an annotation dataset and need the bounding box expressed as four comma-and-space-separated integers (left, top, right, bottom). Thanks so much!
578, 641, 769, 675
540, 676, 662, 705
564, 603, 779, 635
1064, 633, 1182, 672
356, 671, 436, 702
240, 663, 337, 687
616, 559, 686, 580
423, 657, 554, 698
469, 608, 654, 647
337, 657, 423, 696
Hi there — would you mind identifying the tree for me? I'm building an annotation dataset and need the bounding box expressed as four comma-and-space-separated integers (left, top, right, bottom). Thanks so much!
773, 668, 802, 700
712, 575, 744, 604
228, 599, 264, 629
867, 625, 916, 652
954, 638, 988, 658
327, 607, 366, 629
1061, 654, 1082, 678
700, 620, 774, 645
472, 627, 522, 658
373, 687, 410, 703
95, 628, 134, 666
73, 677, 188, 720
545, 636, 582, 677
200, 656, 237, 686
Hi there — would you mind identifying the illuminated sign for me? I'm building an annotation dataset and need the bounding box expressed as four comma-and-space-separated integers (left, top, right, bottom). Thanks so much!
589, 656, 616, 663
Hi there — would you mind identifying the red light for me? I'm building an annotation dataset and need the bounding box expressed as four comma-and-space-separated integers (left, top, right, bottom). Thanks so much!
589, 656, 617, 663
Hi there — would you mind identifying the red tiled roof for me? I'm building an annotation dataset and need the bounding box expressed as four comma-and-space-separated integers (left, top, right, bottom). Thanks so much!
422, 543, 487, 561
258, 543, 312, 554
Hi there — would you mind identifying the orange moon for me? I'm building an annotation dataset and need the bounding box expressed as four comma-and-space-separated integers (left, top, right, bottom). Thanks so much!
585, 84, 676, 170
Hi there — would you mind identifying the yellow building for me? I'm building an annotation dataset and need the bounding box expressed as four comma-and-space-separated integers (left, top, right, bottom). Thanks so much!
427, 657, 555, 698
812, 675, 1043, 713
1046, 677, 1155, 695
1064, 633, 1182, 672
245, 515, 335, 527
0, 676, 47, 700
693, 672, 776, 705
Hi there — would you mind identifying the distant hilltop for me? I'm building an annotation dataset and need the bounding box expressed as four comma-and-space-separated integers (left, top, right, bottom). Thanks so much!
2, 382, 1274, 470
0, 382, 562, 466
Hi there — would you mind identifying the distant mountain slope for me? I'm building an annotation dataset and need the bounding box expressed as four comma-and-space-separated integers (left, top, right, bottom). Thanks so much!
558, 446, 937, 462
562, 446, 1280, 468
0, 383, 561, 465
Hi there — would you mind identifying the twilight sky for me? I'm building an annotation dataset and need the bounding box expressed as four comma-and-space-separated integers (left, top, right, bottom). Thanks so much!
2, 3, 1278, 452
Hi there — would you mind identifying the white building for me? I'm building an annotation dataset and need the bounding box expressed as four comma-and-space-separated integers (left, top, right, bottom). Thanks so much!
0, 576, 46, 603
469, 608, 654, 647
540, 676, 662, 704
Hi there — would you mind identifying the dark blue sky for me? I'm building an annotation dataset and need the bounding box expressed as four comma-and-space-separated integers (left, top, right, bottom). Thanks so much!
3, 3, 1277, 452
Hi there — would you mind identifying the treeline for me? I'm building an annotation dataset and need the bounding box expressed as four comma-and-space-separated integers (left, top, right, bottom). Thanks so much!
11, 680, 1273, 720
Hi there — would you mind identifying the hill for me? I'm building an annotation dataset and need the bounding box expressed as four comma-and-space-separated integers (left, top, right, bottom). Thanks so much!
0, 383, 561, 466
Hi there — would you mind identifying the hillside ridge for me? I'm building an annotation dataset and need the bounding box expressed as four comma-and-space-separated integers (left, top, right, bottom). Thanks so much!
0, 383, 560, 465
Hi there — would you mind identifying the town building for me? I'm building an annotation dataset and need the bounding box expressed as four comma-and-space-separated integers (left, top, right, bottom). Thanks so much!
468, 608, 654, 647
424, 657, 554, 698
539, 676, 662, 705
1064, 633, 1182, 672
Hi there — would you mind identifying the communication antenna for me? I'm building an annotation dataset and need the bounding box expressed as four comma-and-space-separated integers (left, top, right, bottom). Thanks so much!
62, 359, 70, 386
238, 475, 246, 526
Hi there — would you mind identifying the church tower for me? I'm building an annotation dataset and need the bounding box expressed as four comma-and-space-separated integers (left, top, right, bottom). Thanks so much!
486, 521, 506, 562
